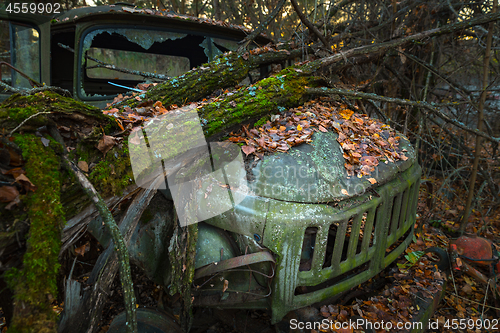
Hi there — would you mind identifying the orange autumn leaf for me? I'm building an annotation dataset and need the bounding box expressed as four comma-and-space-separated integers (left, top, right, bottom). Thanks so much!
4, 167, 25, 179
75, 242, 90, 256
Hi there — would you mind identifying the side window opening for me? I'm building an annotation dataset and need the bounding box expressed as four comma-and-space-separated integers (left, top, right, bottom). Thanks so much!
51, 30, 76, 93
80, 28, 207, 98
85, 48, 190, 81
0, 20, 40, 91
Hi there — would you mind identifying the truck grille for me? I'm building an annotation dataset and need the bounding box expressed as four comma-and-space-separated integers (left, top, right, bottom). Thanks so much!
264, 164, 421, 323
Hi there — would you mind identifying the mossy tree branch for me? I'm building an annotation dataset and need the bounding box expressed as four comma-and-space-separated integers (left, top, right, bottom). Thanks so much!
126, 47, 305, 108
61, 156, 137, 333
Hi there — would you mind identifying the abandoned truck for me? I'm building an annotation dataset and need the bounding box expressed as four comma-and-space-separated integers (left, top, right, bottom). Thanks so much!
0, 4, 421, 330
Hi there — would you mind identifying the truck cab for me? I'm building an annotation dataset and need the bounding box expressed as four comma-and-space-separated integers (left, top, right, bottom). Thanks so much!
0, 4, 270, 108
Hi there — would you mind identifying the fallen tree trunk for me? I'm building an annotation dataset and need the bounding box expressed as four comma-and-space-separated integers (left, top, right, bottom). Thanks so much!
125, 46, 305, 109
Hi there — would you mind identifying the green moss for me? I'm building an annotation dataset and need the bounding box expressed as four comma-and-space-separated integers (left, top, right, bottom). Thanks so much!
201, 68, 314, 137
5, 133, 64, 333
88, 141, 133, 197
0, 91, 110, 133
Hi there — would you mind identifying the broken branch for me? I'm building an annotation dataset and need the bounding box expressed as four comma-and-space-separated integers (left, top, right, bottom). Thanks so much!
290, 0, 330, 48
61, 155, 137, 333
308, 87, 500, 143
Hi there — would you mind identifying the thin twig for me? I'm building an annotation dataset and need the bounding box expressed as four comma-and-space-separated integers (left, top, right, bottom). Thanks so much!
445, 291, 500, 311
1, 80, 71, 97
290, 0, 330, 48
8, 112, 52, 137
0, 81, 25, 94
308, 87, 500, 143
25, 86, 71, 97
238, 0, 286, 51
481, 279, 491, 318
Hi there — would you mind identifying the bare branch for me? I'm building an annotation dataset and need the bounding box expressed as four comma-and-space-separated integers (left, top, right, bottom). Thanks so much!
238, 0, 286, 51
308, 87, 500, 143
61, 155, 138, 333
290, 0, 330, 48
309, 10, 500, 71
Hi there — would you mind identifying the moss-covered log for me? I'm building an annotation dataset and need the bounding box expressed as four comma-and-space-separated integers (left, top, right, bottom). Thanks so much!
0, 92, 118, 332
126, 47, 304, 108
199, 67, 316, 137
4, 134, 64, 333
0, 91, 109, 132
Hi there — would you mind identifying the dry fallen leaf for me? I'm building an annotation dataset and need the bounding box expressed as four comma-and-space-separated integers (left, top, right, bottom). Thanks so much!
241, 145, 255, 156
97, 135, 116, 155
75, 242, 90, 257
5, 195, 20, 210
461, 284, 473, 294
8, 149, 23, 166
367, 178, 377, 184
4, 167, 25, 179
341, 189, 349, 196
222, 279, 229, 293
0, 186, 20, 204
78, 161, 89, 173
15, 174, 36, 192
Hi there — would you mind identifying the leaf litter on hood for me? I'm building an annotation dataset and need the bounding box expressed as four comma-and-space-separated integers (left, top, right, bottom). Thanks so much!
225, 100, 409, 177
